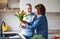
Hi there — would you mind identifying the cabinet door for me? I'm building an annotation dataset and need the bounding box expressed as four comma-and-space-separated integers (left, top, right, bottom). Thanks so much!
0, 0, 7, 3
0, 0, 8, 9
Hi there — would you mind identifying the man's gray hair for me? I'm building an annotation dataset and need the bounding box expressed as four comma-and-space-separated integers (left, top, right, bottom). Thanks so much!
26, 3, 32, 6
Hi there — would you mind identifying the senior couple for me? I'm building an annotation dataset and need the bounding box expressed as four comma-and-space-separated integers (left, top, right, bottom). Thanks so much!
19, 3, 48, 39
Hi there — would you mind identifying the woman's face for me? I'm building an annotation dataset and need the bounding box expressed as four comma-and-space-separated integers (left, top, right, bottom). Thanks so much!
35, 8, 40, 15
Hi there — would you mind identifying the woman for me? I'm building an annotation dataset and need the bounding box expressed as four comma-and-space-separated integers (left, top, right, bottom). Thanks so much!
34, 4, 48, 39
21, 4, 48, 39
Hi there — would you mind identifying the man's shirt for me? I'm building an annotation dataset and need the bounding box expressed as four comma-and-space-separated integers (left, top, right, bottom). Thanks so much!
21, 13, 36, 36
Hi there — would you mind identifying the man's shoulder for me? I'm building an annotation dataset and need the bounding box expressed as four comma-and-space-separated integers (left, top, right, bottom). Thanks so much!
31, 12, 36, 17
31, 12, 35, 15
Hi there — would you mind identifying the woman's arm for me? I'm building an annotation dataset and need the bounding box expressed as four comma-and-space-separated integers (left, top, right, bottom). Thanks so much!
23, 16, 44, 30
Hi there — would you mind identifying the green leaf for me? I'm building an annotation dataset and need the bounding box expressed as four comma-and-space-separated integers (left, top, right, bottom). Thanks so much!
15, 11, 26, 21
31, 35, 45, 39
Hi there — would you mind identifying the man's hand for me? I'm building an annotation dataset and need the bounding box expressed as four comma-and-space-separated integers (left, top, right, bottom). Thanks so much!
18, 20, 28, 28
22, 21, 28, 24
20, 21, 25, 26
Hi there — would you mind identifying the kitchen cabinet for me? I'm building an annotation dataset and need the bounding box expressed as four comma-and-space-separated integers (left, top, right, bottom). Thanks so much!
0, 0, 7, 3
0, 0, 8, 9
0, 0, 20, 12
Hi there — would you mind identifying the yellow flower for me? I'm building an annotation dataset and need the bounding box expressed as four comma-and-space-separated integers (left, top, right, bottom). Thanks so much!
26, 14, 29, 16
15, 10, 25, 21
19, 10, 24, 15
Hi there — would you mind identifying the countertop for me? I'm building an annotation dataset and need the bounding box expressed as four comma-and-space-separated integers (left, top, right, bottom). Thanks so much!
3, 31, 26, 39
3, 30, 60, 38
3, 30, 60, 34
48, 30, 60, 34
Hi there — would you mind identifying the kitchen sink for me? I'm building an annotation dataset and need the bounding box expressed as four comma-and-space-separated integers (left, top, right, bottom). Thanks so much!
0, 33, 22, 39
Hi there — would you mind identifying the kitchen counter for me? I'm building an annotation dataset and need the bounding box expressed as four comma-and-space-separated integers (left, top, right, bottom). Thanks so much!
3, 31, 26, 39
48, 30, 60, 34
3, 30, 60, 39
3, 30, 60, 34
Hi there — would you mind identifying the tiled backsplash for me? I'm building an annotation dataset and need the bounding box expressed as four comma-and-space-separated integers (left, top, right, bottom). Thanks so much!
0, 12, 60, 30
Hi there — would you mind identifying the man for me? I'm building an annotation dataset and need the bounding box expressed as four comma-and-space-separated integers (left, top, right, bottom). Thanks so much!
20, 3, 36, 39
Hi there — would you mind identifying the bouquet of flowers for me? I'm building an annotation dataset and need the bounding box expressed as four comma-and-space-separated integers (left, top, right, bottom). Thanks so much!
15, 10, 28, 21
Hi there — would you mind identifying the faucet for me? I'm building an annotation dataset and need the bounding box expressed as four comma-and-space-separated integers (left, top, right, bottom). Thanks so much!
1, 22, 3, 37
0, 21, 5, 37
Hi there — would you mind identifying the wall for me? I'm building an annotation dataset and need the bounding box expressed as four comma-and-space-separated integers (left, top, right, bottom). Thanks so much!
0, 0, 60, 30
0, 0, 20, 30
20, 0, 60, 12
0, 12, 60, 30
8, 0, 20, 8
0, 12, 20, 30
46, 12, 60, 30
20, 0, 60, 30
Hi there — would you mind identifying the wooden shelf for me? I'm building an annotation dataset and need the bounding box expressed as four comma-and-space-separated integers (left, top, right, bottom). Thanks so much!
0, 10, 19, 12
0, 8, 20, 12
0, 9, 20, 12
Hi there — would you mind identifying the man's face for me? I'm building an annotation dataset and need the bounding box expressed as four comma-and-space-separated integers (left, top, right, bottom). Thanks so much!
26, 5, 32, 13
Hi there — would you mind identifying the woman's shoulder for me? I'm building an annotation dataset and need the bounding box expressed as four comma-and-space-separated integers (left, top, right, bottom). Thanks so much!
40, 15, 46, 17
38, 15, 46, 20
